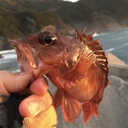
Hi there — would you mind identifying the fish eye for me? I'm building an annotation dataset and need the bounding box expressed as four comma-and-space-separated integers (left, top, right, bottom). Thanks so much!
38, 33, 56, 45
44, 36, 53, 44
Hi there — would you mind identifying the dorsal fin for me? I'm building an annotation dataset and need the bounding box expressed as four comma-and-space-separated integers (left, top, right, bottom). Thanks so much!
76, 28, 109, 87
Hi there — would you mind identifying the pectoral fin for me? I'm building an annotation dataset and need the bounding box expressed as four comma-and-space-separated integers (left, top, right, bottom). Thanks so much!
62, 52, 94, 88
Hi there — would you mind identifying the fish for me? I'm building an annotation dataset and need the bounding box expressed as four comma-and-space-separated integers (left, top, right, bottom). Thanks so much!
11, 28, 109, 125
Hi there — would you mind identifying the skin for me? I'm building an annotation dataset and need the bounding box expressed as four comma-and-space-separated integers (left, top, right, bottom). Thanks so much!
0, 70, 57, 127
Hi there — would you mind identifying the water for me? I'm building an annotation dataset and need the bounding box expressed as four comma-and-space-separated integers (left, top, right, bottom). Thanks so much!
94, 29, 128, 64
0, 29, 128, 71
0, 50, 19, 72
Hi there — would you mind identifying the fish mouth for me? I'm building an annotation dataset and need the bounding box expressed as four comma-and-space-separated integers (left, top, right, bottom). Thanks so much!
10, 40, 38, 73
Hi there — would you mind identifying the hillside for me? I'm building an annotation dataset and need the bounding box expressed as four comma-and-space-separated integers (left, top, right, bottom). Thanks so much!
0, 0, 128, 50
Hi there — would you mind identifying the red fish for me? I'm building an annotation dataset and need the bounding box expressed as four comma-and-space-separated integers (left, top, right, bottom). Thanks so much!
11, 28, 109, 124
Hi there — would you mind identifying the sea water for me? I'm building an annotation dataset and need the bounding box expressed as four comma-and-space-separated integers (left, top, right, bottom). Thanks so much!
94, 29, 128, 64
0, 29, 128, 72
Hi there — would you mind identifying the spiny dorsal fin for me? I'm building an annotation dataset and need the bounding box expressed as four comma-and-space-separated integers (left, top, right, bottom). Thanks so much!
76, 28, 109, 87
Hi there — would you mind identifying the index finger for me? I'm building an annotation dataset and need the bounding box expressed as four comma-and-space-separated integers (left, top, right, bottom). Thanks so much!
0, 71, 31, 96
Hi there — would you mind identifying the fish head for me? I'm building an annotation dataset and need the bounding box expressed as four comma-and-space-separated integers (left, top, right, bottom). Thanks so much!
11, 31, 83, 79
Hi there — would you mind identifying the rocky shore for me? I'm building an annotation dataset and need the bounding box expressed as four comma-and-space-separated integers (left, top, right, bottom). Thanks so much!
0, 53, 128, 128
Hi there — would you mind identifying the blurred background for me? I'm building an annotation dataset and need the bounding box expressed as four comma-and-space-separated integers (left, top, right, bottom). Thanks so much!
0, 1, 128, 128
0, 0, 128, 50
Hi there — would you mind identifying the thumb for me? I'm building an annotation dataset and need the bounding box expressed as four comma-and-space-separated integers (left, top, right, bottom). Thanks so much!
0, 71, 31, 95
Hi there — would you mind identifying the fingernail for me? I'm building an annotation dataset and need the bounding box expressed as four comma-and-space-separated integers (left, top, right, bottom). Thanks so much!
28, 100, 39, 116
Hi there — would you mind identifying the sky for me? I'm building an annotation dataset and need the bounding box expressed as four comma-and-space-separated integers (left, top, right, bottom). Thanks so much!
63, 0, 79, 2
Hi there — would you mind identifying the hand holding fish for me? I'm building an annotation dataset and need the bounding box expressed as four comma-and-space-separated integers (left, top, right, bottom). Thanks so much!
0, 71, 57, 128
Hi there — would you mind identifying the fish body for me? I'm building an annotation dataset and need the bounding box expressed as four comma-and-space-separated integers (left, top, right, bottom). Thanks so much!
11, 28, 109, 123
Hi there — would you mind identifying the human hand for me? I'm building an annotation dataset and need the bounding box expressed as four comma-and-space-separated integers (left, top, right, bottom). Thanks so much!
0, 71, 57, 128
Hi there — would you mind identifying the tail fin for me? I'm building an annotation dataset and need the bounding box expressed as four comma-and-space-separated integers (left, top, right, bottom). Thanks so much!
82, 102, 98, 123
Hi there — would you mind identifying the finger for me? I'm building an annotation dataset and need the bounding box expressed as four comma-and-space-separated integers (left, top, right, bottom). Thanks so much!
30, 77, 48, 96
0, 71, 31, 95
19, 92, 52, 117
22, 105, 57, 128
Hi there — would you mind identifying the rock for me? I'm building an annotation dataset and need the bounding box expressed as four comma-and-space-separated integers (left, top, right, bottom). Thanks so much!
107, 53, 126, 65
109, 63, 128, 81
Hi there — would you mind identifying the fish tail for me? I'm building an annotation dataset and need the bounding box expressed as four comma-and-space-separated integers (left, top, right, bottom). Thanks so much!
82, 101, 98, 123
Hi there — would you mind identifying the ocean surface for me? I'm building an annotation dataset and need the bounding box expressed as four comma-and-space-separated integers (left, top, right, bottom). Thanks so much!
94, 28, 128, 64
0, 28, 128, 72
